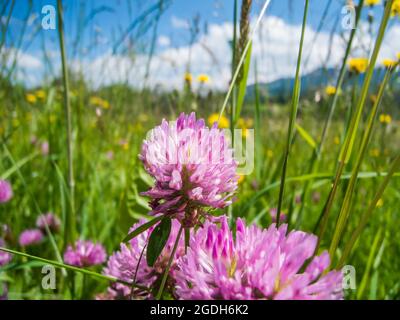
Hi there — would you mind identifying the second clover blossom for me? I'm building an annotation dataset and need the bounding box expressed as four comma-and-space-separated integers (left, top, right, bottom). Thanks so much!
139, 112, 238, 227
174, 217, 343, 300
18, 229, 43, 247
36, 213, 61, 233
0, 180, 13, 204
64, 240, 107, 267
103, 219, 184, 299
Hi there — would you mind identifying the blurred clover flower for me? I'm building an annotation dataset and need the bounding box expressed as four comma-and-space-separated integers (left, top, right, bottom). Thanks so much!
325, 85, 336, 96
36, 213, 61, 233
207, 113, 230, 129
41, 141, 49, 156
103, 219, 184, 299
19, 229, 43, 247
140, 112, 238, 227
64, 240, 106, 267
0, 238, 12, 266
175, 217, 343, 300
269, 208, 286, 223
0, 180, 13, 203
348, 57, 369, 74
197, 74, 210, 84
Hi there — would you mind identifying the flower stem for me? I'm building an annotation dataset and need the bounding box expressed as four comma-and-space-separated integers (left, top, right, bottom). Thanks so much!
156, 226, 183, 300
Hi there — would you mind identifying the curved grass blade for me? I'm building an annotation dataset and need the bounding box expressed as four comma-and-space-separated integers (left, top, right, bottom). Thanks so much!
0, 247, 149, 291
338, 154, 400, 268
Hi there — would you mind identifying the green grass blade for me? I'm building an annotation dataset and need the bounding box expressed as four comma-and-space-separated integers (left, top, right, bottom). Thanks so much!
218, 0, 272, 124
328, 65, 397, 259
338, 153, 400, 268
0, 247, 148, 290
276, 0, 309, 225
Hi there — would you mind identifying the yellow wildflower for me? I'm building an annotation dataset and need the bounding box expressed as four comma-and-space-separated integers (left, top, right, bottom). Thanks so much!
382, 58, 397, 69
370, 148, 380, 157
197, 74, 210, 84
376, 198, 384, 208
391, 0, 400, 17
35, 90, 46, 100
379, 113, 392, 124
89, 96, 110, 109
184, 72, 193, 83
325, 85, 336, 96
365, 0, 381, 6
238, 175, 245, 184
207, 113, 229, 129
26, 93, 37, 104
267, 149, 274, 158
348, 58, 369, 74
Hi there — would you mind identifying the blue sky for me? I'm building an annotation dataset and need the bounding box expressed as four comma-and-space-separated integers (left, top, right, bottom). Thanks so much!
3, 0, 399, 89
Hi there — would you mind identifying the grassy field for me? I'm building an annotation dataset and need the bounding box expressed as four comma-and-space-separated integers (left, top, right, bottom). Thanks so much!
1, 0, 400, 300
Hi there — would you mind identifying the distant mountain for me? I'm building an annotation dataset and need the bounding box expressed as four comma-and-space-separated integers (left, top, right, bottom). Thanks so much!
246, 66, 396, 102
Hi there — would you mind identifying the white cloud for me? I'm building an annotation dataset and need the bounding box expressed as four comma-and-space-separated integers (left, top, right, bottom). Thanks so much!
1, 47, 42, 69
171, 16, 190, 29
75, 16, 400, 91
158, 35, 171, 47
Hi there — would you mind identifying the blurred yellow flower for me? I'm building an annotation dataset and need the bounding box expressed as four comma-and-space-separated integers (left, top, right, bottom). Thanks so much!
197, 74, 210, 84
325, 85, 336, 96
382, 58, 397, 69
121, 142, 129, 151
267, 149, 274, 158
365, 0, 381, 6
35, 90, 46, 100
376, 198, 384, 208
184, 72, 193, 83
391, 0, 400, 17
397, 52, 400, 60
370, 148, 380, 157
348, 58, 369, 74
89, 96, 110, 109
379, 113, 392, 124
207, 113, 229, 128
237, 118, 254, 137
334, 136, 340, 145
26, 93, 37, 104
238, 175, 245, 184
